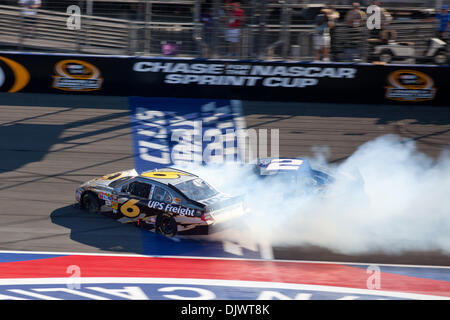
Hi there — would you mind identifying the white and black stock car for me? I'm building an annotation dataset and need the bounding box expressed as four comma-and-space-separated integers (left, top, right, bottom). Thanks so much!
75, 168, 247, 236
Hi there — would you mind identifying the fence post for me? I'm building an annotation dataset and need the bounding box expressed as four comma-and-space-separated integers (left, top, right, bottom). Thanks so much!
193, 0, 202, 57
18, 6, 24, 50
257, 0, 267, 59
144, 0, 152, 55
281, 0, 292, 59
75, 0, 83, 52
127, 19, 134, 55
246, 0, 258, 59
211, 0, 221, 57
86, 0, 93, 51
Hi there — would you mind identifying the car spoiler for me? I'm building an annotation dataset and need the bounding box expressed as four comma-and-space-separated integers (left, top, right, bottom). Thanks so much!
204, 194, 245, 212
167, 183, 206, 209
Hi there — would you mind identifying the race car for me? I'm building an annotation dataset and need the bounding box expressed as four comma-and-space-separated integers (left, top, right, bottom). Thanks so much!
75, 168, 247, 236
253, 158, 334, 194
254, 157, 365, 198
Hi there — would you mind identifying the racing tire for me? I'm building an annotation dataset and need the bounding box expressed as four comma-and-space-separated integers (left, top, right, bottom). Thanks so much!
155, 213, 178, 237
379, 50, 393, 64
81, 193, 100, 214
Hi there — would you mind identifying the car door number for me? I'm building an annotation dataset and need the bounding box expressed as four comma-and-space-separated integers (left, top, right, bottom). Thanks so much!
120, 199, 141, 218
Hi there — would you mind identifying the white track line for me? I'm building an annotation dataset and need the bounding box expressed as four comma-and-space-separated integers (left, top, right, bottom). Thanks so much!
1, 249, 449, 269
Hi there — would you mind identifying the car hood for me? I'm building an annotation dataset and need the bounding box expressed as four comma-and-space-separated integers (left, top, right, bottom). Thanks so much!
81, 169, 138, 188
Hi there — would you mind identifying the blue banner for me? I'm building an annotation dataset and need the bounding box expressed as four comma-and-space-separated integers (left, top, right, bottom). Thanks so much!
129, 97, 246, 173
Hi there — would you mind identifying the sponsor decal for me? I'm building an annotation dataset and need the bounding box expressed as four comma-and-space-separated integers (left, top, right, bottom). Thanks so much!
98, 192, 113, 206
173, 197, 182, 203
148, 200, 196, 216
133, 62, 357, 88
111, 195, 119, 209
52, 59, 103, 91
0, 56, 30, 93
385, 69, 436, 102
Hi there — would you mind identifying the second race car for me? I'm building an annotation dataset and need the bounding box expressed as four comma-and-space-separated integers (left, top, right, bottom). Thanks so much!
75, 167, 247, 237
253, 157, 365, 199
254, 157, 334, 194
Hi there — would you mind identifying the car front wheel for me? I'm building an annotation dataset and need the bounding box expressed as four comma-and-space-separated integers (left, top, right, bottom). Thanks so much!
82, 193, 100, 214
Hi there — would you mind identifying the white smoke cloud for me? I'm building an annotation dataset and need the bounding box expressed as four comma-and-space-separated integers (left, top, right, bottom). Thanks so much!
180, 134, 450, 255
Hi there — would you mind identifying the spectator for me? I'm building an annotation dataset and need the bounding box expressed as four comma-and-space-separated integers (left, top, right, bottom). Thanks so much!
314, 9, 332, 62
345, 2, 366, 28
18, 0, 41, 38
324, 4, 340, 61
161, 41, 179, 56
344, 2, 366, 61
325, 4, 340, 24
436, 5, 450, 40
225, 1, 245, 57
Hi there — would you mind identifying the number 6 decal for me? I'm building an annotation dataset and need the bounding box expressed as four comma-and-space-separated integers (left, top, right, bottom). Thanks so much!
120, 199, 141, 218
141, 171, 188, 179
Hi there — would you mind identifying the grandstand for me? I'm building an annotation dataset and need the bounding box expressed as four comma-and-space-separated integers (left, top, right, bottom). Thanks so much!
0, 0, 447, 62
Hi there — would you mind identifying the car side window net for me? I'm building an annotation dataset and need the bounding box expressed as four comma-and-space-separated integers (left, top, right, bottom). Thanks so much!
109, 176, 132, 188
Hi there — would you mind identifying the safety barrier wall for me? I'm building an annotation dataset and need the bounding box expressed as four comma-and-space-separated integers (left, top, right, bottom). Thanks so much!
0, 51, 449, 106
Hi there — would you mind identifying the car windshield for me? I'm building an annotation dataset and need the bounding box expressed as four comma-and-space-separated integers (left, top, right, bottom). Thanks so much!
108, 176, 133, 188
175, 178, 218, 201
260, 170, 316, 185
261, 171, 298, 183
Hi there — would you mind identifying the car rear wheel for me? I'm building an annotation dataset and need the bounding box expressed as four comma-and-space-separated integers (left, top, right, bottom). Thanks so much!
82, 193, 100, 214
155, 213, 177, 237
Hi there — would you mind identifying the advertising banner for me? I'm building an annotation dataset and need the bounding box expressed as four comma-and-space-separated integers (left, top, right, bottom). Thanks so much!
1, 52, 449, 106
129, 97, 246, 173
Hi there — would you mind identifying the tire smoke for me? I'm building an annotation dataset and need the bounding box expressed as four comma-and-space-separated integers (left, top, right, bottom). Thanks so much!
181, 135, 450, 254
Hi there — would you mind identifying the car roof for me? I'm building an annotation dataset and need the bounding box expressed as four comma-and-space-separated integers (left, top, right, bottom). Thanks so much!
257, 157, 310, 166
256, 157, 313, 175
138, 167, 199, 185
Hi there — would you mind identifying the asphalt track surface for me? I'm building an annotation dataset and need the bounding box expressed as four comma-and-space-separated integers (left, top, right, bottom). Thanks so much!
0, 93, 449, 266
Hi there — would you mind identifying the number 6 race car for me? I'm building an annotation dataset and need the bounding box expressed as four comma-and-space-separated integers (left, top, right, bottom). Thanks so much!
75, 168, 247, 237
